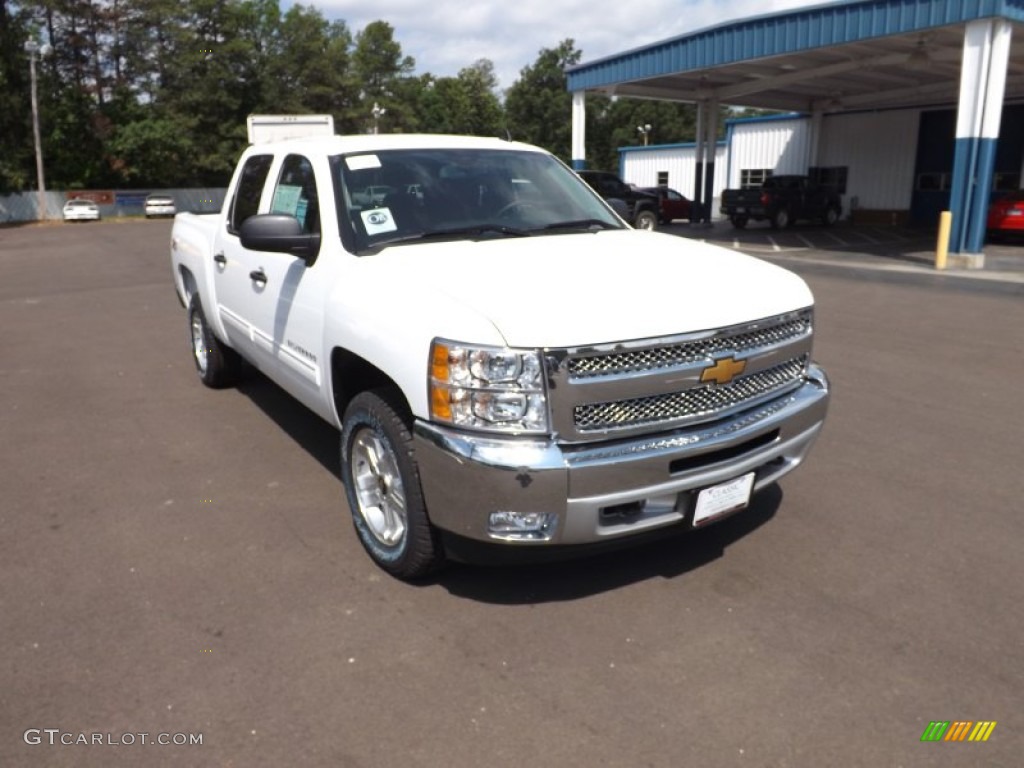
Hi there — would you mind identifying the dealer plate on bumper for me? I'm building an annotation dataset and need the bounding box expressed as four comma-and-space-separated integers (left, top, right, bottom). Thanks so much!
692, 472, 755, 527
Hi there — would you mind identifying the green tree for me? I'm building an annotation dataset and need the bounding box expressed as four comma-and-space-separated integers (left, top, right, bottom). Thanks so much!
106, 113, 196, 186
261, 4, 356, 121
5, 1, 581, 190
150, 0, 269, 183
9, 0, 119, 187
412, 59, 503, 136
588, 98, 700, 171
351, 20, 415, 132
118, 0, 190, 101
0, 0, 34, 192
455, 59, 503, 136
504, 39, 582, 161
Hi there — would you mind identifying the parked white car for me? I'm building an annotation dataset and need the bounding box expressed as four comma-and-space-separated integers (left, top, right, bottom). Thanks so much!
145, 194, 177, 218
62, 199, 100, 222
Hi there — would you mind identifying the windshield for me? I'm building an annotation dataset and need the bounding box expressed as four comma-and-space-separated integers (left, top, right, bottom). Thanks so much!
330, 148, 624, 253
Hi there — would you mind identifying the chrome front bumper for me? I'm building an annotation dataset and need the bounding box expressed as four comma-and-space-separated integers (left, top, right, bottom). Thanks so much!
413, 364, 830, 545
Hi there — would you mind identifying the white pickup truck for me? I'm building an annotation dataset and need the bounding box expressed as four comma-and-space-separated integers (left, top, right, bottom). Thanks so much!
170, 133, 830, 579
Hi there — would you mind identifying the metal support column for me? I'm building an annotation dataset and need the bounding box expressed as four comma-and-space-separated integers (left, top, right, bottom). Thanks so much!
808, 109, 824, 171
949, 19, 1012, 262
702, 99, 718, 224
571, 91, 586, 171
692, 101, 706, 224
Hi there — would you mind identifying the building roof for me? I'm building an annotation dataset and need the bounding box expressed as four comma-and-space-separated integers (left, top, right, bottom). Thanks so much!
566, 0, 1024, 112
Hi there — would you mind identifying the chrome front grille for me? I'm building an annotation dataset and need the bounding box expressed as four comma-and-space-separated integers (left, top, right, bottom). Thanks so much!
568, 309, 812, 379
547, 309, 815, 442
573, 357, 807, 432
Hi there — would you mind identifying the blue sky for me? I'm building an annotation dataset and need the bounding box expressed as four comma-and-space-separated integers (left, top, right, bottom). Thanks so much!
304, 0, 835, 91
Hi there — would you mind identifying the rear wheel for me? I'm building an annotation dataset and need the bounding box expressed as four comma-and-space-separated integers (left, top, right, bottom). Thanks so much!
341, 389, 443, 580
633, 209, 657, 231
730, 215, 749, 229
771, 208, 790, 230
822, 206, 839, 227
188, 295, 241, 388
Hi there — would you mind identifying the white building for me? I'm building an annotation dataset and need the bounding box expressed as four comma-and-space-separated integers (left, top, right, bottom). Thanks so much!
620, 105, 1024, 226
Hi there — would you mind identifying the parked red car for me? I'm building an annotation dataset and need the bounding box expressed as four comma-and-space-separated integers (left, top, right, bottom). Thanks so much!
639, 187, 692, 224
987, 191, 1024, 239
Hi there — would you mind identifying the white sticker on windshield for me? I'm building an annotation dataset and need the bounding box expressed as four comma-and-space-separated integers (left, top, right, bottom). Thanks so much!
361, 208, 397, 235
346, 154, 382, 171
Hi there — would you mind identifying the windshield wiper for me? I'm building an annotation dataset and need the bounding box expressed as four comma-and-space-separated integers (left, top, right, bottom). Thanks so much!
541, 219, 620, 232
433, 224, 533, 238
372, 224, 532, 249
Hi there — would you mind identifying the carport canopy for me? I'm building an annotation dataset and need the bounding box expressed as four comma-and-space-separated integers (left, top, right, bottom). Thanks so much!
566, 0, 1024, 256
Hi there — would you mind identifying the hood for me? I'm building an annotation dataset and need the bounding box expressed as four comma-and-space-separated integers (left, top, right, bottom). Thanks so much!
373, 229, 814, 349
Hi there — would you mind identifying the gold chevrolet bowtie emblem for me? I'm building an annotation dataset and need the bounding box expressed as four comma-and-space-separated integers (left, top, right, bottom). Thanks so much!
700, 355, 747, 385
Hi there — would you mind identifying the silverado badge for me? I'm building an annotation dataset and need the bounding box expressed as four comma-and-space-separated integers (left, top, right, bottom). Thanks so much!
700, 355, 747, 385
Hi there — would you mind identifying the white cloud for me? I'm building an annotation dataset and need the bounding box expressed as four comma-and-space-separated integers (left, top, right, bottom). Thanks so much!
313, 0, 833, 91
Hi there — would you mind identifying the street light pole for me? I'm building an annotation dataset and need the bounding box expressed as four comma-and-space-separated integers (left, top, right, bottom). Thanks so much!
24, 40, 51, 221
637, 123, 652, 146
371, 102, 386, 135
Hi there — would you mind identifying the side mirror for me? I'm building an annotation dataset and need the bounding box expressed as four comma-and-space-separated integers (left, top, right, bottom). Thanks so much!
239, 214, 320, 265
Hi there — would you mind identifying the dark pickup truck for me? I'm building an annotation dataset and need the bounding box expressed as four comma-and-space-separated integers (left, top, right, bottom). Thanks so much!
720, 175, 842, 230
578, 170, 660, 230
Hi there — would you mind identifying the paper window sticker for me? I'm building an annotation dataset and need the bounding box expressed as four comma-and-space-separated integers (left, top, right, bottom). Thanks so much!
361, 208, 398, 235
295, 198, 309, 228
271, 184, 302, 216
346, 155, 382, 171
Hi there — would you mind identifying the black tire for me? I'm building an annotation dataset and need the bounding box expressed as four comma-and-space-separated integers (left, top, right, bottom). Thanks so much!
633, 209, 657, 231
340, 388, 443, 580
771, 208, 790, 230
730, 215, 749, 229
822, 206, 839, 227
187, 294, 241, 388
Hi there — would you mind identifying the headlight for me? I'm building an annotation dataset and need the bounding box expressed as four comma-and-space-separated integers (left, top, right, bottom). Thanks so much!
429, 339, 548, 433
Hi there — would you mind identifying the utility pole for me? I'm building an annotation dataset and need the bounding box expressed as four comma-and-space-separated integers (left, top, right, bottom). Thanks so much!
24, 40, 52, 221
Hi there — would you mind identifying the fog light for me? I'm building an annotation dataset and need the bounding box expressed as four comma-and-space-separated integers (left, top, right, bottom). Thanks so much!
487, 511, 558, 541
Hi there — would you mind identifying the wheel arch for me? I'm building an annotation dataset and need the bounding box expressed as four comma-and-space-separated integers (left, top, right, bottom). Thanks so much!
330, 347, 411, 425
177, 265, 198, 308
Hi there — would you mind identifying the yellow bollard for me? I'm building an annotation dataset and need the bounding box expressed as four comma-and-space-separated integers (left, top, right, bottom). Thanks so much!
935, 211, 952, 270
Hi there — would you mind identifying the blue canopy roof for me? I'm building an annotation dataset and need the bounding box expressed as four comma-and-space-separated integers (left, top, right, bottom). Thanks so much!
566, 0, 1024, 111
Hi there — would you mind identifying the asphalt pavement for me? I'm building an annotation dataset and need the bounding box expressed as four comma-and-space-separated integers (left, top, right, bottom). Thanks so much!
1, 219, 1021, 767
666, 218, 1024, 291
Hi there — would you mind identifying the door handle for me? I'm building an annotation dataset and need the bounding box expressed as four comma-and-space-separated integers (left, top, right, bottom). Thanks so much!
213, 252, 227, 265
249, 268, 268, 284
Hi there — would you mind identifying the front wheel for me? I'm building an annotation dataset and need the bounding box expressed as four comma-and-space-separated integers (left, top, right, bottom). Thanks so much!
188, 295, 241, 388
341, 389, 443, 580
633, 209, 657, 231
